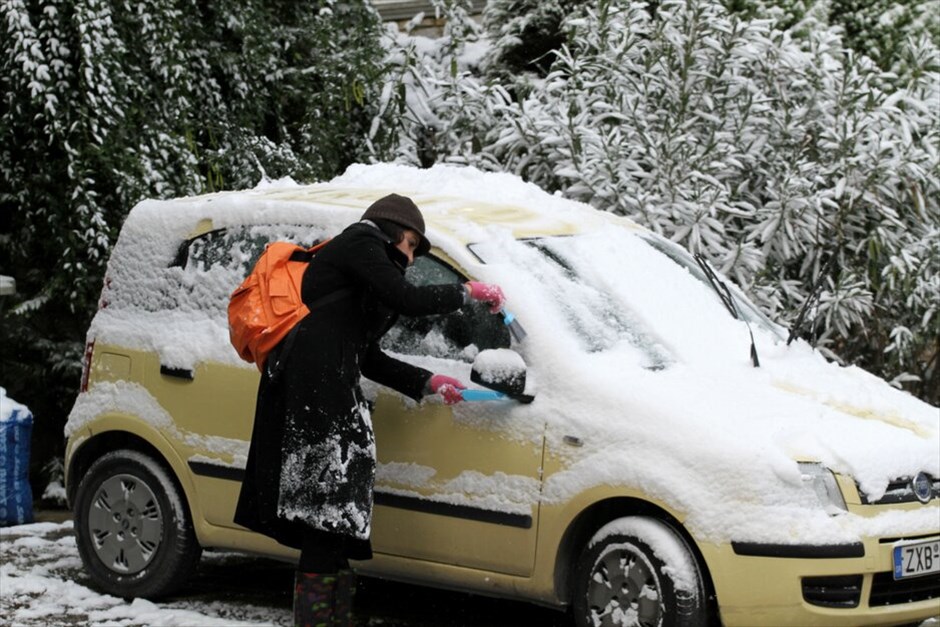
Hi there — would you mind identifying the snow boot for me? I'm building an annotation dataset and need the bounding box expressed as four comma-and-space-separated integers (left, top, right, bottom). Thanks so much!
293, 571, 337, 627
332, 569, 356, 627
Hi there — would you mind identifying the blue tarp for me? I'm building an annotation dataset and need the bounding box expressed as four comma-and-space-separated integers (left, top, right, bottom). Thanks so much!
1, 388, 34, 526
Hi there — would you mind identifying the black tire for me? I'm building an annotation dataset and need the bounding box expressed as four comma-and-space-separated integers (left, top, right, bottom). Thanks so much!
73, 449, 201, 598
572, 516, 707, 627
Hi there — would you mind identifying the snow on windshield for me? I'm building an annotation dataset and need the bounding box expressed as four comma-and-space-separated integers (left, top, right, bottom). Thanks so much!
469, 227, 777, 369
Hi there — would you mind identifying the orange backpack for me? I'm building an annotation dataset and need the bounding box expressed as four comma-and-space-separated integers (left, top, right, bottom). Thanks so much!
228, 240, 338, 371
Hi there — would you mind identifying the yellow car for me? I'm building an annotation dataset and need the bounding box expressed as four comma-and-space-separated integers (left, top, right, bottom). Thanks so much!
65, 165, 940, 626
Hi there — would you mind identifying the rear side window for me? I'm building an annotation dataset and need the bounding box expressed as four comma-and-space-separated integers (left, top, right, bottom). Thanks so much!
93, 217, 334, 369
161, 225, 328, 320
381, 256, 510, 362
102, 224, 328, 321
172, 225, 324, 275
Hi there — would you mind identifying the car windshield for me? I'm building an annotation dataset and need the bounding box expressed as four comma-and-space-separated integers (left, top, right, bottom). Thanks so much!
470, 235, 674, 371
639, 234, 783, 340
469, 228, 783, 368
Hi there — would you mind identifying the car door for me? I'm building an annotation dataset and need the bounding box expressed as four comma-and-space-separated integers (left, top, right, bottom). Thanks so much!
370, 254, 545, 577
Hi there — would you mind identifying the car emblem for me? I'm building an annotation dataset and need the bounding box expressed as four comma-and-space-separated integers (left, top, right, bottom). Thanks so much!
911, 472, 933, 504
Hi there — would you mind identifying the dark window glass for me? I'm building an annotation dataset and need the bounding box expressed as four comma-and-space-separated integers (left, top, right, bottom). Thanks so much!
382, 256, 510, 362
174, 225, 324, 277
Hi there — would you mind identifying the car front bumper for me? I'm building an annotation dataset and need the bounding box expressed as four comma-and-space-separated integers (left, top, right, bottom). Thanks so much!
700, 534, 940, 627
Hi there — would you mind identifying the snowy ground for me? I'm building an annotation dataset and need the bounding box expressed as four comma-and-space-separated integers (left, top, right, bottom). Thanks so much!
0, 516, 569, 627
3, 517, 940, 626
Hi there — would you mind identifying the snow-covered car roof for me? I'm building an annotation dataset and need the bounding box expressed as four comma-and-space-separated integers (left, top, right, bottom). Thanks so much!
136, 163, 641, 258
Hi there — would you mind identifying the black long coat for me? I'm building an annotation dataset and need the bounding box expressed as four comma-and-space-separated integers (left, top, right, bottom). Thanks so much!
233, 222, 465, 558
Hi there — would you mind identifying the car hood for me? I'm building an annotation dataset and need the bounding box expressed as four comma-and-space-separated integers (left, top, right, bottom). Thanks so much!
520, 336, 939, 545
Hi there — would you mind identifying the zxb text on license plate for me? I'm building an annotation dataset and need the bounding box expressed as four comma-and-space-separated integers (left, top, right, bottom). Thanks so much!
893, 539, 940, 580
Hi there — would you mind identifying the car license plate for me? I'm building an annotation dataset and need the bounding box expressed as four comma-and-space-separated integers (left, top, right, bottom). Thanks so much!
893, 539, 940, 580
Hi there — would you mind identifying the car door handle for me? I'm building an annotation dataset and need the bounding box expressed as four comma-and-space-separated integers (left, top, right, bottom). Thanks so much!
160, 365, 194, 380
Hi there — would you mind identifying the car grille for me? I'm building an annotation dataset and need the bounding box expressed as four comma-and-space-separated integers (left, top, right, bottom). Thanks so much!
870, 571, 940, 606
804, 573, 940, 609
802, 575, 863, 608
858, 475, 940, 505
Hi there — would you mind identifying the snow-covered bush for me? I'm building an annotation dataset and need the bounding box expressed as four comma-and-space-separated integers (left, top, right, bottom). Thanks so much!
829, 0, 940, 73
0, 0, 392, 466
376, 0, 495, 168
480, 0, 590, 78
379, 0, 939, 402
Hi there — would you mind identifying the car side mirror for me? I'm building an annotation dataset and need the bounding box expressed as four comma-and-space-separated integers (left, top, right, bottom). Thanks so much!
470, 349, 533, 402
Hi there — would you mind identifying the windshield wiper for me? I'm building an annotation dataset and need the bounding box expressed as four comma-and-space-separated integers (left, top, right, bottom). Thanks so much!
787, 256, 835, 346
693, 255, 760, 368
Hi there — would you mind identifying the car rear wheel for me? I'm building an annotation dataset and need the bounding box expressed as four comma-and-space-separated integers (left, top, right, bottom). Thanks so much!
572, 516, 707, 627
74, 449, 201, 598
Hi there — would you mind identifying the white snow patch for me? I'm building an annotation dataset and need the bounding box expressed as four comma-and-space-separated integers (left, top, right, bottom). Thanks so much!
66, 382, 247, 466
1, 387, 30, 422
66, 381, 174, 437
376, 461, 437, 487
589, 518, 699, 594
472, 348, 526, 386
1, 521, 281, 626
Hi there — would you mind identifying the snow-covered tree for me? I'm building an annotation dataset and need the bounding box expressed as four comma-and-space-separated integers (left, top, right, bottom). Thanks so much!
1, 0, 390, 469
480, 0, 589, 79
377, 0, 495, 168
380, 0, 940, 402
726, 0, 940, 75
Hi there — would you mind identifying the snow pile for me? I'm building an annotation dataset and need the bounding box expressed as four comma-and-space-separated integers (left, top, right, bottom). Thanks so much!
471, 348, 526, 389
333, 163, 589, 218
0, 521, 284, 626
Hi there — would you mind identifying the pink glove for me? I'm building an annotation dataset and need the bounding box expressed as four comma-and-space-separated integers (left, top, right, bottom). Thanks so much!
465, 281, 506, 314
429, 374, 466, 405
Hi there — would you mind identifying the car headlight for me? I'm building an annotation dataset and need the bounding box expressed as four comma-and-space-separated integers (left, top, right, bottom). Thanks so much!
798, 462, 847, 514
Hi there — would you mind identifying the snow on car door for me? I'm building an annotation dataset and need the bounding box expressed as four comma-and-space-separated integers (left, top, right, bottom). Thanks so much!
370, 255, 544, 576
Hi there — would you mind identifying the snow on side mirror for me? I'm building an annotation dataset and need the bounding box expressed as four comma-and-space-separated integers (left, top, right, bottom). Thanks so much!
470, 349, 534, 403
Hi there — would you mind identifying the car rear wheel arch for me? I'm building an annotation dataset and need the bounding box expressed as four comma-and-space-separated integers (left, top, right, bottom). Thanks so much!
554, 498, 716, 616
68, 431, 185, 508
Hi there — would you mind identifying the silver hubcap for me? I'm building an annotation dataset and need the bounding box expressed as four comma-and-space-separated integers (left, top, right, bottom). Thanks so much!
87, 473, 163, 574
588, 544, 663, 627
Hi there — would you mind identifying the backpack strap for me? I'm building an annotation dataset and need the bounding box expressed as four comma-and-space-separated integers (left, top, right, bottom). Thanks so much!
266, 239, 350, 379
265, 286, 356, 381
289, 249, 315, 263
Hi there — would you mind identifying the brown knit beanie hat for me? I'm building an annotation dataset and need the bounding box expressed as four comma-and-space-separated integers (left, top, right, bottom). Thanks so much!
361, 193, 431, 256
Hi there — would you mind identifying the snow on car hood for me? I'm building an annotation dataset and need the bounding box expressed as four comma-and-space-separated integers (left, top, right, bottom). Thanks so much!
527, 348, 938, 545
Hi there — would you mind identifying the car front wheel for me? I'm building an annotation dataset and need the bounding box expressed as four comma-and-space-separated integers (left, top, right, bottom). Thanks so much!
572, 516, 707, 627
74, 449, 201, 598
